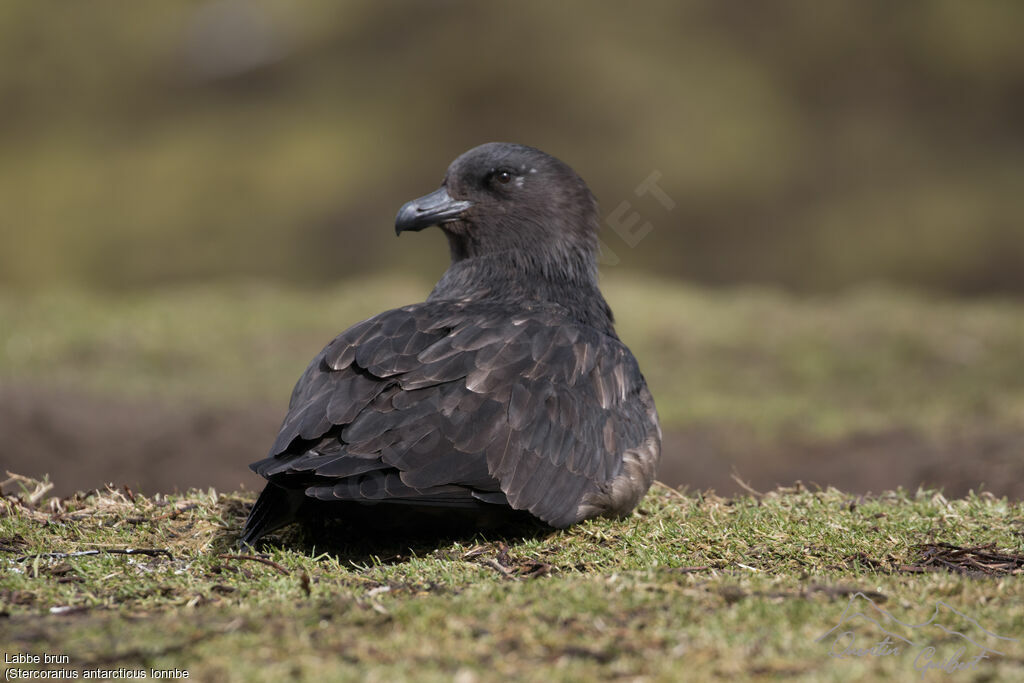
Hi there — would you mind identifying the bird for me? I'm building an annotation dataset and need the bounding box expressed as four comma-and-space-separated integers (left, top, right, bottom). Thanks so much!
240, 142, 661, 546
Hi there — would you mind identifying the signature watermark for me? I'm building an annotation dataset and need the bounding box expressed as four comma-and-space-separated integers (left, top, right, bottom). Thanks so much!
817, 592, 1018, 678
599, 170, 671, 265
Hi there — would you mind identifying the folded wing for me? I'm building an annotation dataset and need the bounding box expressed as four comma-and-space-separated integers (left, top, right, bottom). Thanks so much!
247, 299, 659, 534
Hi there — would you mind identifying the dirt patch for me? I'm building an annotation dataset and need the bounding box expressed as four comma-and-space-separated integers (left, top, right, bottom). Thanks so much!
0, 385, 277, 497
2, 385, 1022, 499
659, 425, 1024, 499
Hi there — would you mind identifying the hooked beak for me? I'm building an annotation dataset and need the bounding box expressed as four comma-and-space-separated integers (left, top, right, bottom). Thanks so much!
394, 187, 472, 235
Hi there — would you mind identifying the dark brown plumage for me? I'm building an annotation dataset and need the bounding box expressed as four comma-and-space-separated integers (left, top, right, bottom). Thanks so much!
241, 143, 660, 546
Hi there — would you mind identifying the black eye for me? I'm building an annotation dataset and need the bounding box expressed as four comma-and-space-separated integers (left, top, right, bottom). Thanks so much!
492, 170, 513, 185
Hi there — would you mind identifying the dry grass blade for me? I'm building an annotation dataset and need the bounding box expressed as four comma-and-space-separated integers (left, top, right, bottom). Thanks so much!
913, 542, 1024, 576
3, 471, 55, 506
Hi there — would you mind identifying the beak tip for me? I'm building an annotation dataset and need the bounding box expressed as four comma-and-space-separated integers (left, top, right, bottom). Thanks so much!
393, 188, 471, 235
394, 199, 421, 235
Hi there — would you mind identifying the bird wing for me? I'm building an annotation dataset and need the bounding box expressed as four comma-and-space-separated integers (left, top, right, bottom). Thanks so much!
250, 300, 658, 527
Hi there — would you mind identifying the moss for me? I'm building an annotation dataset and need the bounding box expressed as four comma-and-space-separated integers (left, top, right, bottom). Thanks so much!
2, 476, 1022, 681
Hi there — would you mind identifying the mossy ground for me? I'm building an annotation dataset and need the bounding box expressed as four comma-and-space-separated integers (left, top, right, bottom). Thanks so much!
2, 475, 1022, 681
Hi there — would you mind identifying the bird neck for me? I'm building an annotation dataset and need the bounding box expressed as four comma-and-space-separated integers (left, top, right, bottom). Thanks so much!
427, 249, 617, 335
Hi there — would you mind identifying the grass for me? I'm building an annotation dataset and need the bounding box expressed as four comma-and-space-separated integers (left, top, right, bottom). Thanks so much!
2, 277, 1023, 678
2, 274, 1024, 443
1, 475, 1022, 681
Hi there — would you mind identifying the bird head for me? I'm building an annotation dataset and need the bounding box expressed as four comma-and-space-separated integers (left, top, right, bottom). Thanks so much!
395, 143, 599, 263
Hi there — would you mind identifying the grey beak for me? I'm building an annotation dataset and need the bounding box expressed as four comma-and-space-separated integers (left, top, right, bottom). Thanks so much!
395, 187, 472, 235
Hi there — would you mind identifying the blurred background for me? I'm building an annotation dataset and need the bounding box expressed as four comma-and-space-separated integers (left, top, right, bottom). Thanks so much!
2, 1, 1023, 499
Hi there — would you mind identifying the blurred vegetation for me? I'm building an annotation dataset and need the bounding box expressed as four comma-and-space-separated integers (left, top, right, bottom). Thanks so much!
3, 275, 1023, 440
1, 0, 1022, 294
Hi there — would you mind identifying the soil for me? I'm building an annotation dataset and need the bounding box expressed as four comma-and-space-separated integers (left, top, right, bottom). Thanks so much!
2, 385, 1022, 500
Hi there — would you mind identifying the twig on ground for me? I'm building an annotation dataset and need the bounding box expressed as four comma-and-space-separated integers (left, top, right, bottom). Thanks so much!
126, 503, 198, 525
481, 558, 513, 578
913, 542, 1024, 575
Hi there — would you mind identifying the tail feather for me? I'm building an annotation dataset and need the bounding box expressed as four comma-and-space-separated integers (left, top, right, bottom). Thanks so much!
239, 483, 305, 547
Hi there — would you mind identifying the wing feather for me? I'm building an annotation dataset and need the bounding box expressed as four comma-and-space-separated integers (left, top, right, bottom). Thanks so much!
250, 300, 660, 528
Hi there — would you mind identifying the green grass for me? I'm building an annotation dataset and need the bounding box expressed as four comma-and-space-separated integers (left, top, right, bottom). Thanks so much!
2, 274, 1023, 442
2, 476, 1022, 681
2, 277, 1022, 678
